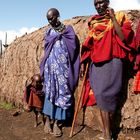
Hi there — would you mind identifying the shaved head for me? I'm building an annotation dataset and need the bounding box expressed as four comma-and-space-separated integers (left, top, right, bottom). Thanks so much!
46, 8, 61, 27
32, 74, 41, 82
47, 8, 60, 19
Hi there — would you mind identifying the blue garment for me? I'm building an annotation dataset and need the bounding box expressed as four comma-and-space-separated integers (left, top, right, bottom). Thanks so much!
43, 98, 71, 120
44, 28, 71, 109
40, 25, 80, 93
41, 25, 80, 120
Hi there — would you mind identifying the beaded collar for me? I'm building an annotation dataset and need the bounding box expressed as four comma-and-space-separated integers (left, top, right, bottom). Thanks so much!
53, 23, 65, 32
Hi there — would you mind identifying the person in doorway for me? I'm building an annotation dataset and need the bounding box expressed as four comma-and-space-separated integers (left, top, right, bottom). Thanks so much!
40, 8, 80, 137
80, 0, 135, 139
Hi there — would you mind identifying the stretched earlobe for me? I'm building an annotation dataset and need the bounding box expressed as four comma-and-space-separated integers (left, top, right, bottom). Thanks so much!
57, 16, 60, 22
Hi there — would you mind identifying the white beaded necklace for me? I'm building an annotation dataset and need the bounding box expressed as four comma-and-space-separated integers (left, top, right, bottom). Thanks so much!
53, 23, 65, 32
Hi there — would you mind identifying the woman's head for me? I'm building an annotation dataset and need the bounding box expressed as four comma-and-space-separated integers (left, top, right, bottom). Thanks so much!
46, 8, 61, 27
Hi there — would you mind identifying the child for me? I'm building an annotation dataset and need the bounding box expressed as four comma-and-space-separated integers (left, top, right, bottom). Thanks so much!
24, 74, 45, 127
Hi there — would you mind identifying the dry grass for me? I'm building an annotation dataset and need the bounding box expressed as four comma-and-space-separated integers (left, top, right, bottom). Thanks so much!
0, 101, 14, 110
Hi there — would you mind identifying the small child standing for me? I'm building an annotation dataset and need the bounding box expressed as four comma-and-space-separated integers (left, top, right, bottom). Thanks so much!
24, 74, 45, 127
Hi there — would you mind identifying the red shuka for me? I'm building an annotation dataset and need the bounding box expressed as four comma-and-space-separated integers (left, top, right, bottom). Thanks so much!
81, 12, 136, 106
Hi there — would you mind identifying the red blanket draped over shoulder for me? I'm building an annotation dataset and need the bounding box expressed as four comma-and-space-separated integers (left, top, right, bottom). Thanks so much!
81, 11, 136, 107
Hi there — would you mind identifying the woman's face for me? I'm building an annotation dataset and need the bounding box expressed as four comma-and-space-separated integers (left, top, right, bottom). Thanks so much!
47, 10, 60, 27
94, 0, 109, 16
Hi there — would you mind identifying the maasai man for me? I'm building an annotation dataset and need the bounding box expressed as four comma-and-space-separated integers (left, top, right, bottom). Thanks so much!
80, 0, 135, 139
40, 8, 80, 137
133, 20, 140, 93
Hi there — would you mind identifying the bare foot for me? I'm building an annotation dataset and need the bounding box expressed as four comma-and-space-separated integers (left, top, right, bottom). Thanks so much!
41, 121, 44, 126
44, 121, 53, 134
34, 122, 42, 128
96, 133, 106, 140
34, 123, 38, 128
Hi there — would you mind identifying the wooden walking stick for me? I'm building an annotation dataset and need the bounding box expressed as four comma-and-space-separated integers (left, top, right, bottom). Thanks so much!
69, 63, 89, 137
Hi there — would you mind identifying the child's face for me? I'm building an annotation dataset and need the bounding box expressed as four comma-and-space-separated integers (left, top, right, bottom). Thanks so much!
31, 75, 42, 88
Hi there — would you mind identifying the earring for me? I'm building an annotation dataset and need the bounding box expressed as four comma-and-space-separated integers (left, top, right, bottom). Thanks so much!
57, 17, 60, 22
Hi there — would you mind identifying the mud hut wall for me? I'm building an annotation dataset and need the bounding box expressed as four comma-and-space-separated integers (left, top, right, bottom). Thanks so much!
0, 28, 46, 106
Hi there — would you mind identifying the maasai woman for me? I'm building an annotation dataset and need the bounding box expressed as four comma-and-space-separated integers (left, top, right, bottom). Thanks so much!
40, 8, 80, 137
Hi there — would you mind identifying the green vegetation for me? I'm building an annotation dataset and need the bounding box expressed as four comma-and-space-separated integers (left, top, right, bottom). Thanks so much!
0, 101, 14, 110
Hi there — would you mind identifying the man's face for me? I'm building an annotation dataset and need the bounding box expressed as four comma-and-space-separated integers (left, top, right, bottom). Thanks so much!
94, 0, 109, 16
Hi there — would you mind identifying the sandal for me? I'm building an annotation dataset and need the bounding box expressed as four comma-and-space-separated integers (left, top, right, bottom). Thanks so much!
53, 123, 62, 137
44, 121, 53, 134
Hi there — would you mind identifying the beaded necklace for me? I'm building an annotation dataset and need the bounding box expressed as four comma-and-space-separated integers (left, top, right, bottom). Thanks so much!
53, 23, 65, 32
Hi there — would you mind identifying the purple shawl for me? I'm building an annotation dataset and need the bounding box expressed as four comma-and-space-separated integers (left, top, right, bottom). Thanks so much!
40, 25, 80, 93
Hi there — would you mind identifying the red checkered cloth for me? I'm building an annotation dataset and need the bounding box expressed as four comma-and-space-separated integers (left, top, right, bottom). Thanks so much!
133, 70, 140, 93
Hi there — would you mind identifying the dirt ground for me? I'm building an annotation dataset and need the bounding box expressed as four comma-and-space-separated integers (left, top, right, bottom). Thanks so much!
0, 108, 139, 140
